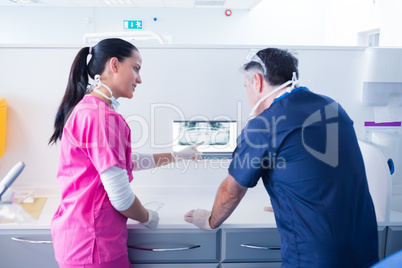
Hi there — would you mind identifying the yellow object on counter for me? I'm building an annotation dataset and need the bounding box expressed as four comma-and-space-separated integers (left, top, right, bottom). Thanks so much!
0, 97, 7, 158
19, 197, 47, 220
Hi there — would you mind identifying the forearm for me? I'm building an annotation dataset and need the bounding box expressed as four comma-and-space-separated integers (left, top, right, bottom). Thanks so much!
137, 142, 202, 169
209, 175, 247, 229
153, 153, 175, 167
119, 196, 149, 223
132, 152, 174, 170
100, 166, 149, 223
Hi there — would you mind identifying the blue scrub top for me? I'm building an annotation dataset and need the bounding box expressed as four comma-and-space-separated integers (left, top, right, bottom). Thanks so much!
229, 87, 379, 268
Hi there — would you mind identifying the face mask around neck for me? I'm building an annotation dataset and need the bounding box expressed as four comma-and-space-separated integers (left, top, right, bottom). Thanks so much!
90, 74, 120, 111
248, 72, 299, 117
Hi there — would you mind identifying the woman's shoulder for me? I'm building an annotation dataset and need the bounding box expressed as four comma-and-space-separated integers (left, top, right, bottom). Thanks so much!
68, 95, 122, 125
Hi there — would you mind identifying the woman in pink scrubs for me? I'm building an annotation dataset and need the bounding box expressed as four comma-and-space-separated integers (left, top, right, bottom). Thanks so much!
48, 38, 199, 268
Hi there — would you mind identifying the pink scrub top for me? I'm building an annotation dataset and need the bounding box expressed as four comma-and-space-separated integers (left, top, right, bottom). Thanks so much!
51, 95, 134, 265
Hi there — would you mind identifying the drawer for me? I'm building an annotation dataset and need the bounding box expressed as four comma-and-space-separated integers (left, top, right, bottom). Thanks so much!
221, 263, 282, 268
0, 229, 58, 268
221, 228, 282, 262
385, 226, 402, 257
378, 226, 387, 260
133, 264, 219, 268
127, 229, 220, 263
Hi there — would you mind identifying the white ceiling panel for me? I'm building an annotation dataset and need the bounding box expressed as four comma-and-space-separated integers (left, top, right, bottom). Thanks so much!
132, 0, 164, 8
224, 0, 263, 9
0, 0, 264, 9
163, 0, 194, 8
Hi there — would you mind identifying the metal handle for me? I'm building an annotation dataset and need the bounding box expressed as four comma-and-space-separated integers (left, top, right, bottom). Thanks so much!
240, 244, 280, 250
11, 237, 53, 244
128, 244, 200, 252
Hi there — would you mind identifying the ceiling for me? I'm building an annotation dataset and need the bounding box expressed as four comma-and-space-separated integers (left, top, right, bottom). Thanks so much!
0, 0, 264, 9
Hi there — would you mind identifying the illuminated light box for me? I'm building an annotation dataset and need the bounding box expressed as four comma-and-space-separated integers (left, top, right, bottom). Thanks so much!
172, 120, 237, 159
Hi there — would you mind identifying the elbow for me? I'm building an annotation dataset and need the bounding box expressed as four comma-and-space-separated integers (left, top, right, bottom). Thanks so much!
110, 192, 136, 212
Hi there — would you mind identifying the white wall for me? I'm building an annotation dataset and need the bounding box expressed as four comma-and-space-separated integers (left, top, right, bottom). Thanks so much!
377, 0, 402, 46
1, 45, 380, 189
0, 0, 401, 189
0, 7, 94, 44
325, 0, 379, 46
0, 0, 385, 46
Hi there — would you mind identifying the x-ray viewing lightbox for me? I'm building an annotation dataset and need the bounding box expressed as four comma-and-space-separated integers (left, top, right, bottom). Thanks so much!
172, 120, 237, 156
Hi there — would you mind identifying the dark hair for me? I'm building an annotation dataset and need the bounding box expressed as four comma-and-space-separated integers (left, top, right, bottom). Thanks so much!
244, 48, 299, 86
49, 38, 138, 145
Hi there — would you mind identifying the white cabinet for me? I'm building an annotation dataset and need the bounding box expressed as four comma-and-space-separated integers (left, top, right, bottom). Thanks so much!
127, 228, 220, 266
0, 226, 395, 267
133, 264, 219, 268
385, 226, 402, 257
221, 263, 282, 268
378, 226, 387, 260
221, 227, 387, 266
221, 228, 282, 266
0, 229, 57, 268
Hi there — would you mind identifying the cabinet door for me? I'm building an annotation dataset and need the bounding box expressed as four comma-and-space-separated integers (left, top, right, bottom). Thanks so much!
378, 226, 387, 260
127, 229, 220, 263
0, 229, 58, 268
221, 263, 282, 268
133, 264, 219, 268
221, 228, 281, 263
385, 226, 402, 257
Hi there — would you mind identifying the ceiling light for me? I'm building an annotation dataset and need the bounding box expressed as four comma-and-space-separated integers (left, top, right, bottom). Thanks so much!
9, 0, 39, 3
195, 0, 226, 7
103, 0, 133, 5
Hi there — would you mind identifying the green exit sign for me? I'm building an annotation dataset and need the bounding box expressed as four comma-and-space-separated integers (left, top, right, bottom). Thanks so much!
123, 20, 143, 29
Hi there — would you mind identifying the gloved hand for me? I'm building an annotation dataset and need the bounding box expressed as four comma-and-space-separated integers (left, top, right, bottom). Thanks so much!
264, 201, 274, 212
142, 209, 159, 229
171, 141, 204, 162
264, 205, 274, 212
184, 209, 212, 230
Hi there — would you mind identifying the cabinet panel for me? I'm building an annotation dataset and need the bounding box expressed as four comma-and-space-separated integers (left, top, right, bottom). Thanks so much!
221, 228, 281, 263
133, 264, 219, 268
0, 229, 58, 268
221, 263, 282, 268
378, 226, 387, 260
127, 229, 220, 263
385, 226, 402, 257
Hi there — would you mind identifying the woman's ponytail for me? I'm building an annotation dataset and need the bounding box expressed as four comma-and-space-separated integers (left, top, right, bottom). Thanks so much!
49, 47, 90, 145
49, 38, 138, 145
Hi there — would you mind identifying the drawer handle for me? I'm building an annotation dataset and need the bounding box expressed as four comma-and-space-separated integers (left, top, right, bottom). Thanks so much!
240, 244, 280, 250
128, 244, 200, 252
11, 237, 53, 244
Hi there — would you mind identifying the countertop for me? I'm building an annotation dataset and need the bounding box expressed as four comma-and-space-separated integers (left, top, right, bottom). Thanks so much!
0, 184, 277, 230
1, 183, 402, 230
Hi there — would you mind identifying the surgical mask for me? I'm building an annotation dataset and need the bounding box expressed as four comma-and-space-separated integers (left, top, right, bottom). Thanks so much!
90, 74, 120, 111
249, 72, 299, 117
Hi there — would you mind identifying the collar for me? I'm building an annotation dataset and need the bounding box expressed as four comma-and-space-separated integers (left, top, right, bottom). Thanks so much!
273, 87, 307, 104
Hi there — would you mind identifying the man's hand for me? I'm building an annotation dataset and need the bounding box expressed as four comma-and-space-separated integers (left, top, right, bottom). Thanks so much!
184, 209, 212, 230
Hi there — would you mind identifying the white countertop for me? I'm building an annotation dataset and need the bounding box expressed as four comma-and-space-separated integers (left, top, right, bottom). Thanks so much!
1, 184, 402, 230
0, 184, 277, 230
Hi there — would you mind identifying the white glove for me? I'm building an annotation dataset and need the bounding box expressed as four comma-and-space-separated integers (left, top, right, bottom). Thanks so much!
171, 141, 204, 162
184, 209, 212, 230
142, 209, 159, 230
264, 205, 274, 212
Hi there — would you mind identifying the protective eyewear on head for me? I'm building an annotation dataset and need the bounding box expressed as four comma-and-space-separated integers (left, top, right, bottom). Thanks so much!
246, 49, 267, 77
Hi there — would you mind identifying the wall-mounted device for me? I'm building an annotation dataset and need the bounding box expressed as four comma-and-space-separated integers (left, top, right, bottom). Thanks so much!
362, 47, 402, 106
173, 120, 237, 159
0, 97, 7, 158
0, 161, 25, 202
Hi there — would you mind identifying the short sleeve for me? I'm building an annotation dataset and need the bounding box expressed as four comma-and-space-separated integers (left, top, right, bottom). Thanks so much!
65, 100, 132, 175
228, 116, 271, 188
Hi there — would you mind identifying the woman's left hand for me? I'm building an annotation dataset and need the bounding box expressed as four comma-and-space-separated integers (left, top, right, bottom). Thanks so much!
171, 141, 204, 162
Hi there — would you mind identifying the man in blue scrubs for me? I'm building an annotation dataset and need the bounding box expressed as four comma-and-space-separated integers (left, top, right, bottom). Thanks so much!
185, 48, 379, 267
